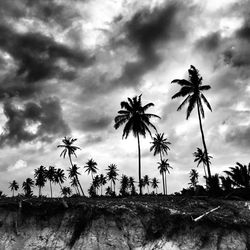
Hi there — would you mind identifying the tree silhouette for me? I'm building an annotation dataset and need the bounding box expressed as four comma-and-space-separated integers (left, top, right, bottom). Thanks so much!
46, 166, 56, 198
151, 177, 159, 194
171, 65, 212, 179
54, 168, 66, 193
224, 162, 250, 188
22, 178, 34, 197
99, 174, 107, 195
106, 164, 119, 194
189, 169, 199, 188
61, 187, 72, 197
143, 175, 150, 194
9, 180, 19, 197
34, 165, 47, 197
157, 159, 172, 195
57, 137, 84, 195
84, 159, 98, 181
128, 177, 136, 195
70, 177, 80, 195
120, 175, 129, 196
68, 164, 84, 196
93, 175, 100, 195
114, 95, 160, 195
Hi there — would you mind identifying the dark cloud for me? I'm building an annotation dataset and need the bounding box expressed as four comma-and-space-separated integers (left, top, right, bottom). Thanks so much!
0, 97, 70, 147
84, 135, 104, 145
0, 25, 94, 83
225, 124, 250, 148
195, 32, 221, 52
115, 1, 192, 85
78, 116, 112, 132
236, 22, 250, 41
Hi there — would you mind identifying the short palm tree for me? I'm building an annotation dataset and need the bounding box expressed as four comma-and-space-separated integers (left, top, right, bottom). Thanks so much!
128, 177, 136, 195
106, 164, 119, 193
9, 180, 19, 197
46, 166, 56, 198
34, 165, 47, 197
114, 95, 160, 195
157, 159, 172, 195
99, 174, 107, 195
68, 164, 84, 196
151, 177, 159, 194
189, 169, 199, 188
171, 65, 212, 179
57, 137, 84, 195
70, 177, 80, 195
22, 178, 34, 197
84, 159, 98, 180
93, 175, 100, 195
54, 168, 66, 192
150, 132, 171, 160
143, 175, 150, 194
61, 187, 72, 197
120, 175, 129, 196
193, 147, 212, 179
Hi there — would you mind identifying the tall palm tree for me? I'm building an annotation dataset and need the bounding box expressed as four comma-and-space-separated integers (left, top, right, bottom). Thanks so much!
151, 177, 159, 194
84, 159, 98, 180
54, 168, 66, 192
143, 175, 150, 194
99, 174, 107, 195
46, 166, 56, 198
34, 165, 47, 197
150, 132, 171, 160
22, 178, 34, 197
171, 65, 212, 179
114, 95, 160, 195
57, 137, 84, 196
157, 159, 172, 195
193, 147, 212, 179
9, 180, 19, 197
68, 164, 84, 196
106, 164, 119, 193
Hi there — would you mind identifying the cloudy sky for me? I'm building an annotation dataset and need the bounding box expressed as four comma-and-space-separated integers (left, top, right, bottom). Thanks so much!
0, 0, 250, 196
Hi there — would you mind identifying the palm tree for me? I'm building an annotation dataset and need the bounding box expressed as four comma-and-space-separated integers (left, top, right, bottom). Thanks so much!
143, 175, 150, 194
34, 165, 47, 197
171, 65, 212, 179
224, 162, 250, 188
128, 177, 136, 195
46, 166, 56, 198
189, 169, 199, 188
93, 175, 100, 195
150, 132, 171, 160
54, 168, 66, 192
157, 159, 172, 195
193, 147, 212, 179
84, 159, 98, 180
9, 180, 19, 197
57, 137, 84, 196
151, 177, 159, 194
99, 174, 107, 195
68, 164, 84, 196
106, 164, 119, 193
70, 177, 80, 195
114, 95, 160, 195
22, 178, 34, 197
61, 187, 72, 197
120, 175, 129, 196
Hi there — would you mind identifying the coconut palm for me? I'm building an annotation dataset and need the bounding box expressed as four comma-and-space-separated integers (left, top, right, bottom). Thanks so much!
84, 159, 98, 180
114, 95, 160, 195
143, 175, 150, 194
171, 65, 212, 179
151, 177, 159, 194
189, 169, 199, 188
93, 175, 100, 195
61, 187, 72, 197
106, 164, 119, 193
46, 166, 56, 198
68, 164, 84, 196
224, 162, 250, 188
193, 147, 212, 179
157, 159, 172, 195
120, 175, 129, 196
34, 165, 47, 197
57, 137, 84, 195
54, 168, 66, 192
99, 174, 107, 195
22, 178, 34, 197
9, 180, 19, 197
128, 177, 136, 195
150, 132, 171, 160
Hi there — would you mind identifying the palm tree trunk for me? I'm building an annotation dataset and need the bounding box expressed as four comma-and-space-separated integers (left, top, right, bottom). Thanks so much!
110, 181, 112, 192
49, 181, 52, 198
76, 177, 85, 196
164, 172, 167, 195
12, 190, 14, 197
162, 173, 165, 195
39, 186, 41, 197
197, 102, 211, 179
137, 133, 142, 195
